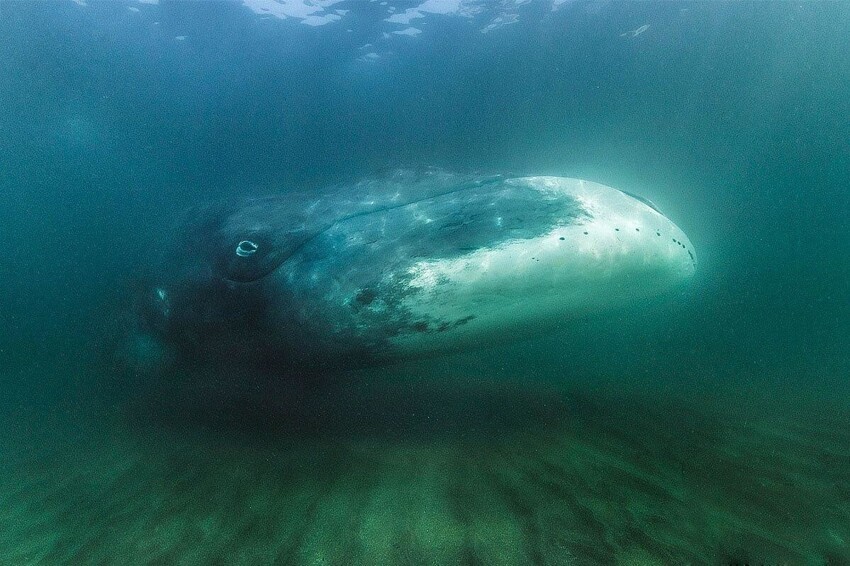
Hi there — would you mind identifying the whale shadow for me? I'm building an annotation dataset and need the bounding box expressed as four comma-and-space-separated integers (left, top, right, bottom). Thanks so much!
120, 365, 587, 444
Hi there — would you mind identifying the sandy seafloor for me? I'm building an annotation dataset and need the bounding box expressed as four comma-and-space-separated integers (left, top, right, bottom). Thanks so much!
2, 365, 848, 565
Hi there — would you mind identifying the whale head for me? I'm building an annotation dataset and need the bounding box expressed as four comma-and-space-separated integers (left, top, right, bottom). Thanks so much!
132, 172, 696, 372
353, 176, 697, 356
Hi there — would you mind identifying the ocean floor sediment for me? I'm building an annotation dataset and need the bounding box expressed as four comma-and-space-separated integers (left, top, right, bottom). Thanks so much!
1, 374, 848, 564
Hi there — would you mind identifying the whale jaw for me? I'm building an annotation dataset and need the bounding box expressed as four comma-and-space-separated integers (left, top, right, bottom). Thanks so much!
379, 177, 696, 356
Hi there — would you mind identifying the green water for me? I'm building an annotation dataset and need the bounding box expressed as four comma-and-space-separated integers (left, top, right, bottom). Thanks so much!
1, 1, 849, 563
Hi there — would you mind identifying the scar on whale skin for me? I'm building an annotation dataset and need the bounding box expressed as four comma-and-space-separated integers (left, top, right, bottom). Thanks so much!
621, 24, 650, 38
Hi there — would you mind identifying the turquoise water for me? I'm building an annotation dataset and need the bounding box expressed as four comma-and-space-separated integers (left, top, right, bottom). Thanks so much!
1, 1, 849, 563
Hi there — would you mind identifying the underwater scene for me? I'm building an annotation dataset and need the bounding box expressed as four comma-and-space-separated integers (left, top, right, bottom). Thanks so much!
1, 1, 849, 564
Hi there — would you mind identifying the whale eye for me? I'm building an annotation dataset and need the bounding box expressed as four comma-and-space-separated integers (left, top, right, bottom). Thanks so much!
217, 232, 279, 282
235, 240, 259, 257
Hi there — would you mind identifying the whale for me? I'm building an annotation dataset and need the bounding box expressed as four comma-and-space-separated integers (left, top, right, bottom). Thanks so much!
131, 170, 696, 374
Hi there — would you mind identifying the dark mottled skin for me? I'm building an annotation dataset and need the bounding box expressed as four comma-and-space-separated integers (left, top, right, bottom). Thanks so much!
150, 170, 588, 372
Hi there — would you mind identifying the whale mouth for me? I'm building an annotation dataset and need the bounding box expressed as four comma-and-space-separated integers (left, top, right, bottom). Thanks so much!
210, 181, 683, 287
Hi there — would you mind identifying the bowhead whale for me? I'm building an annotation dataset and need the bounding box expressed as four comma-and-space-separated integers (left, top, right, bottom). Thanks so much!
131, 170, 696, 374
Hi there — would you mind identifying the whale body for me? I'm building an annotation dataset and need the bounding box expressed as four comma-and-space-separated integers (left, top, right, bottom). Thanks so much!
135, 170, 696, 373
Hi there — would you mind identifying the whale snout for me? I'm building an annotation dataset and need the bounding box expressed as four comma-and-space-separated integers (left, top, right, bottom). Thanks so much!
568, 183, 697, 300
378, 177, 697, 355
